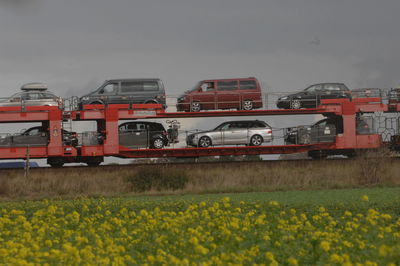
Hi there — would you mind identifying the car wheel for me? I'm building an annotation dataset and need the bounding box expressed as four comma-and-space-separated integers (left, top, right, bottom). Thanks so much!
49, 162, 64, 168
90, 101, 103, 105
299, 133, 311, 144
290, 99, 301, 109
190, 102, 201, 112
151, 138, 165, 149
86, 161, 101, 167
145, 100, 157, 104
308, 150, 327, 160
198, 136, 212, 148
250, 135, 263, 146
242, 100, 253, 110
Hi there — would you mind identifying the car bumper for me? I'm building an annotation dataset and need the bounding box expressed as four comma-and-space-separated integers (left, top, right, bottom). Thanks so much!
276, 100, 290, 109
186, 135, 198, 147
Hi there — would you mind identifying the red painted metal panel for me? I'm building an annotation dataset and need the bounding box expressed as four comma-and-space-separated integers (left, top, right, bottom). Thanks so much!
116, 144, 334, 158
80, 146, 104, 157
0, 147, 48, 159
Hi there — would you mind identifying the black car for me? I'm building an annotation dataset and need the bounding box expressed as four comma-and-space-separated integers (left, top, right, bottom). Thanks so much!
118, 121, 170, 149
285, 117, 339, 145
277, 83, 351, 109
0, 126, 78, 147
285, 115, 370, 145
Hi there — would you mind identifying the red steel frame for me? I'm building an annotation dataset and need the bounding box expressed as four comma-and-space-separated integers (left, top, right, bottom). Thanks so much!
0, 97, 397, 162
0, 106, 77, 159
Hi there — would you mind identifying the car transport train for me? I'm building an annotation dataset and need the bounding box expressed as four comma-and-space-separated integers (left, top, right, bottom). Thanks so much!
0, 80, 399, 167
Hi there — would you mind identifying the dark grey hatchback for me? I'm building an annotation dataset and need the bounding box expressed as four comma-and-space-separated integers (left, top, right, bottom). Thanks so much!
79, 78, 166, 108
118, 121, 170, 149
277, 83, 351, 109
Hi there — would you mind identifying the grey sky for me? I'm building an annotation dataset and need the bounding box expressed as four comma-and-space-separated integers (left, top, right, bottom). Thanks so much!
1, 0, 400, 95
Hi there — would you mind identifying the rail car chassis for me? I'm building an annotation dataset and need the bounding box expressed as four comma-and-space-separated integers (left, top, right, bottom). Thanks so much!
0, 97, 398, 166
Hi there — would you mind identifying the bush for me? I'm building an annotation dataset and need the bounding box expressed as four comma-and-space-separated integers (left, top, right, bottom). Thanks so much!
126, 167, 189, 192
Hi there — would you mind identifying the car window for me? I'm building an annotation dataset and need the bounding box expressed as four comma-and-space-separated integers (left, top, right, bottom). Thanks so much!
324, 84, 341, 91
26, 128, 41, 136
22, 93, 41, 100
217, 81, 238, 91
204, 82, 215, 91
236, 122, 249, 128
137, 123, 147, 130
239, 80, 256, 90
41, 93, 57, 99
314, 119, 327, 127
251, 121, 266, 128
99, 83, 118, 94
119, 123, 137, 131
305, 84, 322, 92
121, 81, 159, 93
216, 123, 231, 130
149, 123, 164, 131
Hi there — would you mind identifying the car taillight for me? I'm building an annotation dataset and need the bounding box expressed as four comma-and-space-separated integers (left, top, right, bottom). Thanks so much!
266, 129, 272, 134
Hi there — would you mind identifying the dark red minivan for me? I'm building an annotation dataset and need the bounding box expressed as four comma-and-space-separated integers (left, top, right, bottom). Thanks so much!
176, 77, 263, 112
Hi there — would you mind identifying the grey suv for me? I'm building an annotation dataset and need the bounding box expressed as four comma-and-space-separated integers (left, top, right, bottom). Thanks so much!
79, 79, 166, 108
187, 120, 273, 147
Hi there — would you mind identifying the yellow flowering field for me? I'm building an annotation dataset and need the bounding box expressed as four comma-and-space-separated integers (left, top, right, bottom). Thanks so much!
0, 191, 399, 265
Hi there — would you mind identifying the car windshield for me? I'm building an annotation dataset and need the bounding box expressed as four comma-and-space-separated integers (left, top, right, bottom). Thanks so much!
304, 84, 322, 92
189, 82, 202, 92
2, 92, 23, 102
214, 123, 229, 130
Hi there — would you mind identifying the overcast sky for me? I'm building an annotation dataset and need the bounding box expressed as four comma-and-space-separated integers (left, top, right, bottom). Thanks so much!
1, 0, 400, 96
1, 0, 400, 155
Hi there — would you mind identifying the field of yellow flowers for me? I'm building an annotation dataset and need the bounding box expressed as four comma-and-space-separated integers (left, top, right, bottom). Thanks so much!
0, 188, 399, 265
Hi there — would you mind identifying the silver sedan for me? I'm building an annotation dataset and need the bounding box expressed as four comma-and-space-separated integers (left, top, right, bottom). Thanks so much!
186, 120, 273, 147
0, 83, 62, 107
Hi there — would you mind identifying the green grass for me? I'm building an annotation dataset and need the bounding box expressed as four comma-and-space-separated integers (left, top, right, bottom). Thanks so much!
2, 186, 399, 215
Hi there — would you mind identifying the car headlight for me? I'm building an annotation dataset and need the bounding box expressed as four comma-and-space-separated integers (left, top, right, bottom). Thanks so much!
280, 96, 288, 100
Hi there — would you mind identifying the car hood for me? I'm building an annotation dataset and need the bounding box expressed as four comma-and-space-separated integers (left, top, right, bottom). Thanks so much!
279, 91, 303, 100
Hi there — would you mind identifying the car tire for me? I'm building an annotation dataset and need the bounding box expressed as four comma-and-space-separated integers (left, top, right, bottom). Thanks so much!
86, 161, 101, 167
250, 135, 263, 146
145, 100, 157, 104
151, 138, 165, 149
190, 102, 201, 112
308, 150, 327, 160
90, 101, 103, 105
49, 162, 64, 168
198, 136, 212, 148
242, 100, 253, 110
290, 99, 301, 109
299, 133, 311, 144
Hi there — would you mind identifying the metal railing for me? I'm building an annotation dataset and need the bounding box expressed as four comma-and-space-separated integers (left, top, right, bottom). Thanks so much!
0, 88, 399, 112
